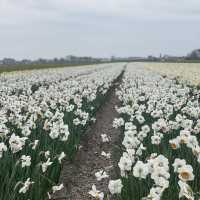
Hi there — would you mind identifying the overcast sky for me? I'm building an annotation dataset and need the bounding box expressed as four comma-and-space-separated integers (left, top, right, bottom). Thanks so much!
0, 0, 200, 59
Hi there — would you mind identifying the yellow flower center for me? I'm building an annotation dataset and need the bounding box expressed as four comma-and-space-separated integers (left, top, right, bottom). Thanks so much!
180, 171, 190, 180
170, 143, 177, 149
95, 193, 100, 199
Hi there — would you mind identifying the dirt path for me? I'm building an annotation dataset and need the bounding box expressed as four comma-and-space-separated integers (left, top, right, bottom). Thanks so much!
53, 79, 122, 200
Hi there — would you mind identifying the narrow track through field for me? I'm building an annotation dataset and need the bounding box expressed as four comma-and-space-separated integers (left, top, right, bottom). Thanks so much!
53, 75, 123, 200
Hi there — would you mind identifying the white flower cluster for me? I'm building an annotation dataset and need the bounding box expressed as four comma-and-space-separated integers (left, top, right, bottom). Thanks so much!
0, 63, 125, 199
111, 63, 200, 199
142, 62, 200, 86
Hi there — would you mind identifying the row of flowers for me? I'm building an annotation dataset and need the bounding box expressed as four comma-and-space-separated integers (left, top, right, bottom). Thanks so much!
0, 63, 125, 200
109, 63, 200, 200
141, 62, 200, 87
0, 64, 109, 95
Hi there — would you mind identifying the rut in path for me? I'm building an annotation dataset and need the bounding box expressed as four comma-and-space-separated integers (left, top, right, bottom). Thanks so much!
53, 79, 122, 200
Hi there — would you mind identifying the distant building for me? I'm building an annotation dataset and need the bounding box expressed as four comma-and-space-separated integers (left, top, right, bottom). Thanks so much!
148, 56, 158, 61
100, 58, 111, 62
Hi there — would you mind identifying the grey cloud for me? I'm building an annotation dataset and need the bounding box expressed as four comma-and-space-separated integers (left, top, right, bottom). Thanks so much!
0, 0, 200, 59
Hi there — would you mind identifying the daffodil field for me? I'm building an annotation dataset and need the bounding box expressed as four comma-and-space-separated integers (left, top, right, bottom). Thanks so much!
111, 63, 200, 200
1, 62, 200, 200
0, 63, 124, 200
